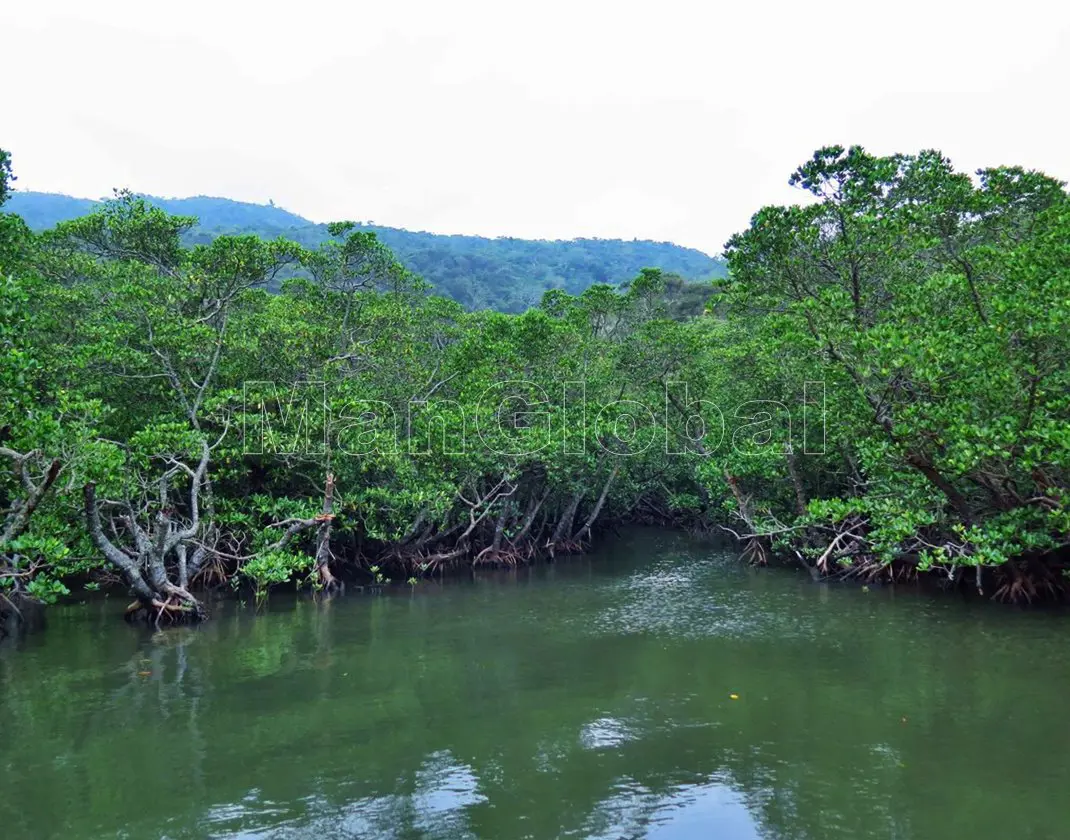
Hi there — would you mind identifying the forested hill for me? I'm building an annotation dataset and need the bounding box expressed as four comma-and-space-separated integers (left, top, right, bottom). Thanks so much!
7, 191, 726, 312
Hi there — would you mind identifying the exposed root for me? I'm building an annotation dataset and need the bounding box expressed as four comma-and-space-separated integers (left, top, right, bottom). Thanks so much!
474, 547, 516, 567
545, 539, 584, 560
720, 507, 1069, 605
741, 537, 768, 566
124, 595, 207, 626
316, 562, 341, 593
991, 558, 1062, 604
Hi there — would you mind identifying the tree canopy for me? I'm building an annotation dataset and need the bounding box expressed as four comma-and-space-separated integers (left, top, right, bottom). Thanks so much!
1, 143, 1068, 632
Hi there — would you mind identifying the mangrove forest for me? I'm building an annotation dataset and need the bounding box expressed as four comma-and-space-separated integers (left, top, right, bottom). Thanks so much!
1, 143, 1069, 634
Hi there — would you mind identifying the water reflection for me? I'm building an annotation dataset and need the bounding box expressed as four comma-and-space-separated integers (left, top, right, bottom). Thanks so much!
1, 530, 1069, 839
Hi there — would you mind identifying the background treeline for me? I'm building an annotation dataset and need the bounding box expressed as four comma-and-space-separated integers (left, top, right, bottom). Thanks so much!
7, 191, 726, 313
1, 143, 1068, 631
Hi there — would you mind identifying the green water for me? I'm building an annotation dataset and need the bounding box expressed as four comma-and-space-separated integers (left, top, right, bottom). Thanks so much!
2, 530, 1068, 839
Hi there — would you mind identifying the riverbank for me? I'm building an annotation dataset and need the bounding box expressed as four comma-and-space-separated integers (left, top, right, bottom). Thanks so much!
7, 510, 1068, 644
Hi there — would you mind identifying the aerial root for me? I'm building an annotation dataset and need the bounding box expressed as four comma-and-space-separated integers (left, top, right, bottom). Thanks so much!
123, 595, 207, 625
741, 537, 768, 566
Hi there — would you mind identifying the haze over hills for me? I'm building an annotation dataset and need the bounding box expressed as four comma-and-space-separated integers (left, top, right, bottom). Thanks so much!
6, 191, 726, 313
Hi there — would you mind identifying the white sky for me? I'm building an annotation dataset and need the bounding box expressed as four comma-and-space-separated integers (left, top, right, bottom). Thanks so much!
6, 0, 1070, 255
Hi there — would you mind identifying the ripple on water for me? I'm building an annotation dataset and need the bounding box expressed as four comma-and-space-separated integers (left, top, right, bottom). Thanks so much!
585, 555, 821, 642
411, 751, 487, 837
567, 775, 760, 840
198, 751, 486, 839
580, 715, 635, 750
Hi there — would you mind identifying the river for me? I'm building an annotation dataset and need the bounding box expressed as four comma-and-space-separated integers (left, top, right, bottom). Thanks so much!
1, 529, 1068, 839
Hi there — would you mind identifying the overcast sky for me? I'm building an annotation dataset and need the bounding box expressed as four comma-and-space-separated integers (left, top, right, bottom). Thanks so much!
7, 1, 1070, 255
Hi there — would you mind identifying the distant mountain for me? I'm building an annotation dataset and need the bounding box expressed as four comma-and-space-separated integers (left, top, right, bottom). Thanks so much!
9, 192, 100, 229
8, 192, 312, 232
6, 191, 726, 312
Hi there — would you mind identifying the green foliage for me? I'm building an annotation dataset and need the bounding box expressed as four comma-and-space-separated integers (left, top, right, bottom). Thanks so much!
242, 550, 312, 591
720, 144, 1070, 583
2, 143, 1069, 621
0, 148, 14, 207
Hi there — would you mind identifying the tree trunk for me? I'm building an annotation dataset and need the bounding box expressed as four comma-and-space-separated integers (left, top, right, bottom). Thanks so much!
785, 451, 809, 517
83, 482, 207, 623
723, 469, 751, 527
314, 474, 338, 590
905, 453, 974, 525
550, 488, 584, 547
514, 487, 549, 544
573, 467, 619, 543
490, 500, 509, 554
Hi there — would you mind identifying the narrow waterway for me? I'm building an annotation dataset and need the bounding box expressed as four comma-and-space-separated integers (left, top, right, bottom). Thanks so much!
1, 530, 1068, 839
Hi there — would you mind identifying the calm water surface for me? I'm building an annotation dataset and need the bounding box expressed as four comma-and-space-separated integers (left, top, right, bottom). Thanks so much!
2, 530, 1068, 839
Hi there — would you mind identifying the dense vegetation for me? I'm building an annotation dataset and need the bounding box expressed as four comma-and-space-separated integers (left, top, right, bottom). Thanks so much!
7, 191, 726, 313
1, 143, 1068, 634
